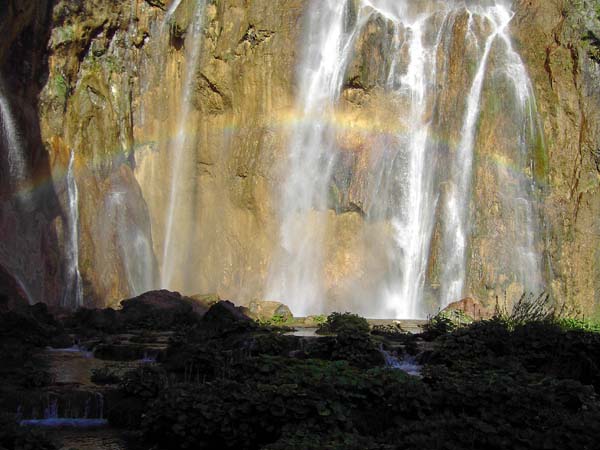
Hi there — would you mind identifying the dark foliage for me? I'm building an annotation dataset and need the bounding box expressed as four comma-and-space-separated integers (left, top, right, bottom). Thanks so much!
317, 312, 370, 334
0, 414, 57, 450
90, 367, 121, 385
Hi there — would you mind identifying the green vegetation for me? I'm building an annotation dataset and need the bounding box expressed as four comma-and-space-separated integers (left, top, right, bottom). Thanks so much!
565, 0, 600, 63
90, 367, 121, 385
493, 292, 560, 329
136, 313, 600, 450
3, 300, 600, 450
258, 314, 294, 327
316, 311, 370, 334
51, 25, 75, 48
103, 307, 600, 450
558, 317, 600, 333
0, 414, 57, 450
52, 73, 69, 102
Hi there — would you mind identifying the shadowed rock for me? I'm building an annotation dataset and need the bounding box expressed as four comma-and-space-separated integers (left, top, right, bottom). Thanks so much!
0, 263, 29, 312
202, 300, 253, 327
441, 297, 492, 321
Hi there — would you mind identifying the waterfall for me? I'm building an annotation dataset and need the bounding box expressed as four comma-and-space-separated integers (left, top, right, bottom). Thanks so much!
64, 150, 84, 308
0, 77, 27, 184
362, 3, 451, 319
108, 191, 156, 296
161, 0, 207, 288
266, 0, 366, 315
439, 7, 501, 307
270, 0, 545, 318
439, 3, 544, 307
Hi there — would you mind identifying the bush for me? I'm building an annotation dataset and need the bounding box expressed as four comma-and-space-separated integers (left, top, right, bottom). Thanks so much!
317, 312, 370, 335
91, 367, 121, 385
141, 357, 420, 450
427, 319, 600, 390
421, 312, 459, 340
119, 366, 168, 399
141, 351, 600, 450
0, 414, 58, 450
558, 317, 600, 333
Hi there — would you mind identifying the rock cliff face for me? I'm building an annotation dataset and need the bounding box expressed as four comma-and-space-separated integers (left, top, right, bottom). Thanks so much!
0, 0, 598, 315
512, 0, 600, 314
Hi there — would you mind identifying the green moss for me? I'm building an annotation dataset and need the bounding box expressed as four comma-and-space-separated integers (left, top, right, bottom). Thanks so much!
533, 126, 549, 183
51, 25, 75, 48
258, 314, 294, 326
53, 73, 69, 101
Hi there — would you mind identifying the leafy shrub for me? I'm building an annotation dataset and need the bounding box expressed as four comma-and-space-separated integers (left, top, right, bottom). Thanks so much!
371, 323, 407, 340
91, 367, 121, 385
317, 312, 369, 335
558, 317, 600, 333
119, 366, 168, 399
141, 352, 600, 450
0, 414, 57, 450
141, 357, 420, 450
427, 319, 600, 390
421, 312, 458, 340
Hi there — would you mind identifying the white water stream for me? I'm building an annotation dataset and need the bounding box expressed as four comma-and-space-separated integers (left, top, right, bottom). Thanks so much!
268, 0, 544, 318
64, 151, 84, 308
161, 0, 207, 288
0, 76, 27, 184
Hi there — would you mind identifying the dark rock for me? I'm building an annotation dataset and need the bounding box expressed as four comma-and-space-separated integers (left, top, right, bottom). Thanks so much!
202, 300, 252, 327
119, 290, 202, 329
120, 289, 191, 312
93, 343, 152, 361
188, 293, 221, 316
66, 307, 121, 334
0, 263, 30, 312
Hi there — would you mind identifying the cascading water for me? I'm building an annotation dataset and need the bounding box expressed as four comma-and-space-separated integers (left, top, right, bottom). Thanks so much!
266, 0, 367, 315
269, 0, 545, 318
361, 2, 451, 319
439, 6, 500, 307
108, 191, 156, 296
161, 0, 207, 288
439, 3, 544, 307
63, 151, 84, 308
0, 76, 27, 184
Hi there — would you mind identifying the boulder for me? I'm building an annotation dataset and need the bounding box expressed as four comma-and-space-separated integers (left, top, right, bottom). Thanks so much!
0, 264, 30, 312
442, 297, 492, 321
119, 290, 200, 329
202, 301, 252, 327
188, 293, 221, 316
244, 300, 293, 321
120, 289, 190, 311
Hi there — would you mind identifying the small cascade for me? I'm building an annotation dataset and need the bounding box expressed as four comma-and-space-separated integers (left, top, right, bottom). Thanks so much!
161, 0, 207, 288
63, 150, 84, 309
0, 76, 27, 184
380, 347, 422, 376
47, 344, 93, 359
140, 349, 159, 363
19, 394, 107, 428
14, 274, 34, 305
